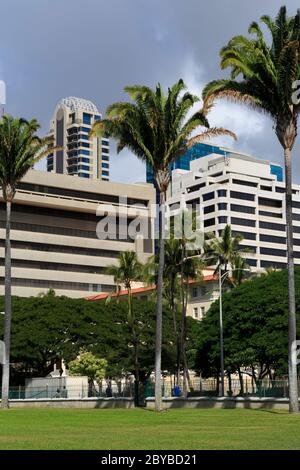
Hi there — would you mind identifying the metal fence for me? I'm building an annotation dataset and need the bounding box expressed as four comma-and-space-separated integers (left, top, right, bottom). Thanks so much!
145, 378, 300, 399
2, 383, 135, 400
3, 377, 300, 401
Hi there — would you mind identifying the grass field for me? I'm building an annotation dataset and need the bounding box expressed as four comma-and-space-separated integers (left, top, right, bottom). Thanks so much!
0, 408, 300, 450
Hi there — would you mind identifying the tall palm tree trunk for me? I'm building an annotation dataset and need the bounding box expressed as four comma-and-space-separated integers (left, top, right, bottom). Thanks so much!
128, 288, 140, 407
284, 147, 299, 413
170, 276, 180, 386
154, 191, 166, 411
1, 200, 12, 409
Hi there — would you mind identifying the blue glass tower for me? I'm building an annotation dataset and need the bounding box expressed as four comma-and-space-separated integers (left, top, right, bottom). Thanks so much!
146, 142, 230, 188
146, 142, 284, 186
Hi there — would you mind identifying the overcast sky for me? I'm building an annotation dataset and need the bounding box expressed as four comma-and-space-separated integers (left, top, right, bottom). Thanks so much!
1, 0, 300, 183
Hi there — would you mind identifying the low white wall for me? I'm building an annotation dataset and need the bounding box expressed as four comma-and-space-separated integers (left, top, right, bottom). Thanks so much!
145, 396, 296, 410
6, 397, 134, 409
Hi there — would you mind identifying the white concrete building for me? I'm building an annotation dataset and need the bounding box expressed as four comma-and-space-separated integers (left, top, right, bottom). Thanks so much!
167, 151, 300, 271
47, 97, 110, 181
0, 170, 155, 298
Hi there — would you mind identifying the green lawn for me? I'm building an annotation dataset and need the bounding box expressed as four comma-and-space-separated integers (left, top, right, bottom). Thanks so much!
0, 408, 300, 450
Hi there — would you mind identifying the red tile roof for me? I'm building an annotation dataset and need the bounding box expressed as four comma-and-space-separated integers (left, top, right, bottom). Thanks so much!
85, 275, 218, 301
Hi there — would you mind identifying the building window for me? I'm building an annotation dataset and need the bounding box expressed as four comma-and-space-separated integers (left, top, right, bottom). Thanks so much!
200, 306, 205, 318
259, 210, 282, 218
193, 307, 198, 319
218, 203, 227, 211
80, 126, 90, 133
218, 189, 227, 198
218, 216, 227, 224
259, 197, 282, 208
102, 163, 109, 169
259, 221, 285, 231
203, 192, 214, 201
204, 218, 215, 227
192, 287, 198, 298
79, 150, 90, 156
231, 217, 256, 227
231, 204, 255, 214
83, 113, 92, 125
102, 170, 109, 176
232, 231, 256, 240
102, 147, 109, 154
260, 185, 272, 191
230, 191, 255, 201
79, 134, 90, 141
261, 260, 286, 269
260, 247, 286, 257
102, 155, 109, 161
94, 115, 101, 121
81, 142, 90, 148
232, 179, 257, 188
102, 139, 109, 146
204, 205, 215, 214
246, 259, 257, 267
259, 234, 286, 244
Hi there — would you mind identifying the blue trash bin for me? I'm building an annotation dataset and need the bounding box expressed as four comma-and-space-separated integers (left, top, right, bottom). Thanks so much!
172, 385, 182, 397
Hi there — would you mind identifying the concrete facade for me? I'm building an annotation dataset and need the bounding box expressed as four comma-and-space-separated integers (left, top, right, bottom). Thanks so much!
167, 151, 300, 271
0, 170, 155, 298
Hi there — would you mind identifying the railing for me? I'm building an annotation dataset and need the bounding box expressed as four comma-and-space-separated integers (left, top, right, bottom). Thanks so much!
145, 378, 300, 399
2, 383, 135, 400
3, 378, 300, 401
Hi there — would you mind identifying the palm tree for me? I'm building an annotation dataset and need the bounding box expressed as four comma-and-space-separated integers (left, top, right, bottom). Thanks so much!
204, 224, 246, 396
230, 253, 250, 287
0, 115, 58, 408
180, 252, 203, 397
92, 79, 235, 410
106, 251, 143, 406
202, 6, 300, 412
204, 225, 244, 274
163, 239, 182, 384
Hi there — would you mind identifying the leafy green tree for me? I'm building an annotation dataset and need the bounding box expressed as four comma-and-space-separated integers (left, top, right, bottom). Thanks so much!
203, 6, 300, 412
92, 80, 235, 410
0, 295, 199, 393
194, 267, 300, 393
0, 116, 57, 408
69, 352, 107, 392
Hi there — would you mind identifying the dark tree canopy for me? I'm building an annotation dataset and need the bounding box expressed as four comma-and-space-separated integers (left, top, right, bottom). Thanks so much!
0, 294, 198, 385
194, 268, 300, 381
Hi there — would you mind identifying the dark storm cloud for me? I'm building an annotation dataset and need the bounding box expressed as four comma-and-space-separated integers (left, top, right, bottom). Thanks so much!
1, 0, 300, 182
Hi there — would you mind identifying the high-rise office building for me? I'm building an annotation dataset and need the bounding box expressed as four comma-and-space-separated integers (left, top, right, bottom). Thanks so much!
167, 151, 293, 271
0, 170, 155, 298
146, 142, 283, 187
47, 97, 110, 181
